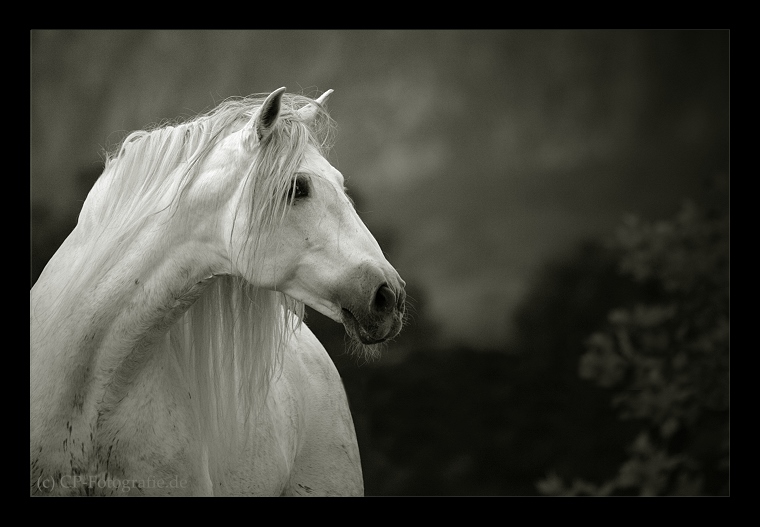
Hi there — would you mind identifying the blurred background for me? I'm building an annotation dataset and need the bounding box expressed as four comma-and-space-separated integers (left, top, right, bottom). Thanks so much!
31, 30, 729, 495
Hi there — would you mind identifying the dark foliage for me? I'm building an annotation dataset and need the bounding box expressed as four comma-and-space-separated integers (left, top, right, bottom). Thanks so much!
538, 193, 729, 496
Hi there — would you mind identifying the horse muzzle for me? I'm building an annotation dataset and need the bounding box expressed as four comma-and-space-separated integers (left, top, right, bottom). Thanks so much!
340, 275, 406, 345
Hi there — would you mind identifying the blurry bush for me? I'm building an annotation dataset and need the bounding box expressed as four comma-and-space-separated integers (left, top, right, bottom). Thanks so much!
538, 187, 729, 496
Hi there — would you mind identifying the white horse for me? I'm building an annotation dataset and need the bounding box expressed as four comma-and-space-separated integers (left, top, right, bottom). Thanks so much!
30, 88, 406, 496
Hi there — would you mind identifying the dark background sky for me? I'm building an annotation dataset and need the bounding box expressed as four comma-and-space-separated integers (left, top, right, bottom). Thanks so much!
31, 30, 729, 349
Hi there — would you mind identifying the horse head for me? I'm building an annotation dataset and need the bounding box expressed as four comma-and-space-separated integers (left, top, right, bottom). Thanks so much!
204, 88, 406, 346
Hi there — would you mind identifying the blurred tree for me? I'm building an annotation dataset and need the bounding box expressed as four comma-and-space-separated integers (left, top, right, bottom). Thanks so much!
538, 181, 729, 496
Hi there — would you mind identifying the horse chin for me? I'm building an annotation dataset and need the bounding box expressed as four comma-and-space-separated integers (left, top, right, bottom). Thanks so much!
341, 308, 391, 345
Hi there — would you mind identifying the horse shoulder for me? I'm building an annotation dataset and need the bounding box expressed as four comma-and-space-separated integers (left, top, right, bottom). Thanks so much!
281, 323, 364, 496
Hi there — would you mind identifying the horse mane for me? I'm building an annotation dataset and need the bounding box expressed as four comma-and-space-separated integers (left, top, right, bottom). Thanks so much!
80, 93, 334, 236
69, 93, 336, 489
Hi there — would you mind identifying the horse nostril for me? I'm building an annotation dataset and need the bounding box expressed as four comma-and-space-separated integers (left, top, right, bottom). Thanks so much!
373, 284, 396, 315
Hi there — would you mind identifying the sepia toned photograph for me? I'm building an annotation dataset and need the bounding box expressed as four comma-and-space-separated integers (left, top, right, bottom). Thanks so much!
31, 30, 729, 496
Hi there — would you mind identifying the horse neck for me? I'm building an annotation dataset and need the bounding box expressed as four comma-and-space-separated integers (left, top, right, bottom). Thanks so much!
30, 210, 227, 439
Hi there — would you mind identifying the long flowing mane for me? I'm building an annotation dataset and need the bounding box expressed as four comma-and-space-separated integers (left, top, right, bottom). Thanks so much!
58, 93, 336, 488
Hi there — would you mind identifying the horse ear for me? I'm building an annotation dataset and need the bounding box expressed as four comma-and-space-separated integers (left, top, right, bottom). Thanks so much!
297, 89, 333, 121
244, 87, 286, 147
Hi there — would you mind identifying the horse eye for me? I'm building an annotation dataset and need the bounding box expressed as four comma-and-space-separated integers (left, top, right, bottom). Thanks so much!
288, 175, 310, 201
